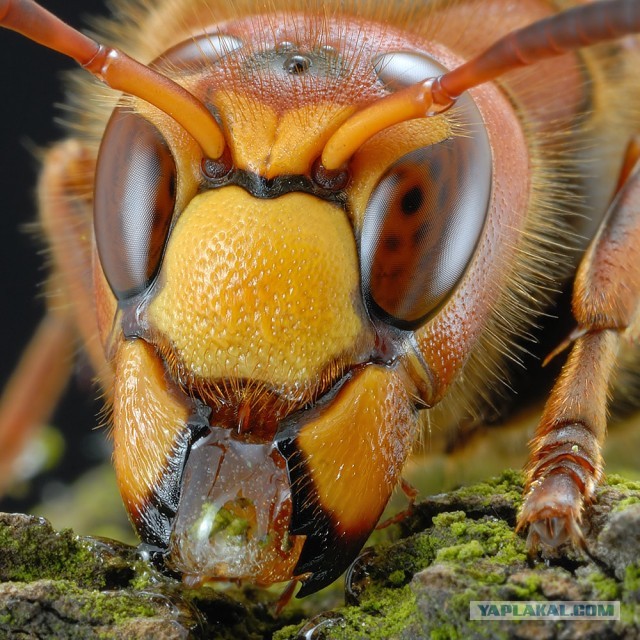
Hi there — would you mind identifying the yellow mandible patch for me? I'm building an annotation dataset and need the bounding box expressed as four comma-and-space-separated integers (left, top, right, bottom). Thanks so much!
148, 186, 369, 390
295, 365, 417, 536
112, 339, 191, 519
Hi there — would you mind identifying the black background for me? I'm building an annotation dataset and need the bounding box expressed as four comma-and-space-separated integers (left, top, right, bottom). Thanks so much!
0, 0, 112, 509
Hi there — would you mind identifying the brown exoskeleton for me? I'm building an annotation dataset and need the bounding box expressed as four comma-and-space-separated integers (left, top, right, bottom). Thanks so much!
0, 0, 639, 597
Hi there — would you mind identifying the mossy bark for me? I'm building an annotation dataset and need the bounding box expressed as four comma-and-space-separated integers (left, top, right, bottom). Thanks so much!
1, 471, 639, 639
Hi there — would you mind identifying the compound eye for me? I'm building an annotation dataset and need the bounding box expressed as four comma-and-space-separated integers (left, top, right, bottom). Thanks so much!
95, 108, 177, 301
360, 51, 492, 330
360, 142, 488, 328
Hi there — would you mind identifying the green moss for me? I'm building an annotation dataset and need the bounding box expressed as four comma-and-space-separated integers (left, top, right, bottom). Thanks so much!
449, 521, 468, 536
623, 564, 640, 594
431, 511, 467, 528
388, 570, 406, 586
522, 573, 542, 593
431, 512, 527, 568
339, 585, 420, 639
0, 581, 160, 639
275, 471, 640, 639
418, 582, 516, 639
0, 517, 108, 588
79, 591, 157, 625
366, 505, 527, 605
371, 531, 437, 583
500, 571, 546, 600
450, 469, 524, 508
613, 496, 640, 512
605, 475, 640, 491
429, 623, 461, 640
616, 564, 640, 626
276, 585, 421, 640
274, 623, 303, 640
621, 599, 640, 626
305, 502, 530, 639
583, 570, 620, 600
436, 539, 485, 562
127, 566, 153, 592
6, 470, 639, 638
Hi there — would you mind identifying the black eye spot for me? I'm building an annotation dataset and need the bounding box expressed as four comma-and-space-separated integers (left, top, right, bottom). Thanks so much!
401, 186, 423, 215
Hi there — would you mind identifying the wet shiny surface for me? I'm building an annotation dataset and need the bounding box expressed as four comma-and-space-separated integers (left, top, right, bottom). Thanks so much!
167, 426, 303, 585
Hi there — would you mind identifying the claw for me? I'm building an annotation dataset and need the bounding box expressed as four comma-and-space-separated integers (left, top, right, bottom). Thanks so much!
526, 514, 586, 551
517, 472, 586, 551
